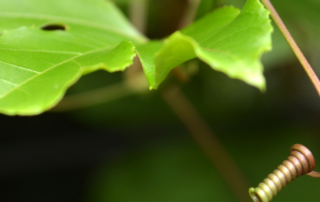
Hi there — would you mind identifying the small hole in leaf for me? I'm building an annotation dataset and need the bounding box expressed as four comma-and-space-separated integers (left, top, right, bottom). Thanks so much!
41, 24, 67, 31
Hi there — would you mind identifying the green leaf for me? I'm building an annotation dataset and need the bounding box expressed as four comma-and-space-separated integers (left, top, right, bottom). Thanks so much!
0, 0, 272, 115
0, 27, 136, 115
137, 0, 272, 90
0, 0, 144, 115
0, 0, 146, 43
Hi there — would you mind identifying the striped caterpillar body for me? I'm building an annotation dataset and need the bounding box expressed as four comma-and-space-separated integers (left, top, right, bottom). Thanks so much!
249, 144, 320, 202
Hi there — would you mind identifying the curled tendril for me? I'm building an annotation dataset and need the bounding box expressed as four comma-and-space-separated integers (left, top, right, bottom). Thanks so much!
249, 144, 320, 202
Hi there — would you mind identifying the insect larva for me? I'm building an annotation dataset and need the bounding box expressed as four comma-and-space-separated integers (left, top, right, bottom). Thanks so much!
249, 144, 320, 202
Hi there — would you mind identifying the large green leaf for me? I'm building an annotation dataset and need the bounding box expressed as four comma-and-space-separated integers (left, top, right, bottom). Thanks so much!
0, 0, 144, 115
137, 0, 272, 90
0, 0, 272, 115
0, 0, 146, 43
0, 27, 136, 115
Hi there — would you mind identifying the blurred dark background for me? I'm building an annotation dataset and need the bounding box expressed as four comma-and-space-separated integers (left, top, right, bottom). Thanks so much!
1, 0, 320, 201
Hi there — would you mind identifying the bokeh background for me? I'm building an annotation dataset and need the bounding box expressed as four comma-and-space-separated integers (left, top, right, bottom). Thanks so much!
1, 0, 320, 201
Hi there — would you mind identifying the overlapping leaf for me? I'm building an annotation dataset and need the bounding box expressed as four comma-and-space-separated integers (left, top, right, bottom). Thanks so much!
0, 0, 272, 115
0, 0, 144, 115
138, 0, 272, 89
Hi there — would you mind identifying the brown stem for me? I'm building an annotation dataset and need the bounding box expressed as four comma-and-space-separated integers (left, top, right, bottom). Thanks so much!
171, 66, 190, 83
307, 171, 320, 178
51, 73, 148, 112
161, 84, 251, 202
129, 0, 148, 34
178, 0, 201, 29
261, 0, 320, 96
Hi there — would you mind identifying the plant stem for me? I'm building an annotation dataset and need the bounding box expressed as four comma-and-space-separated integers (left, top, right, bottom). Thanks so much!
51, 73, 148, 112
162, 84, 251, 202
171, 66, 190, 83
307, 171, 320, 178
261, 0, 320, 96
129, 0, 148, 34
178, 0, 201, 28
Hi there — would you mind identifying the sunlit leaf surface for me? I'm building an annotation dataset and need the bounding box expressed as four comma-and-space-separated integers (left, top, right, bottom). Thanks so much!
138, 0, 272, 90
0, 0, 272, 115
0, 0, 143, 115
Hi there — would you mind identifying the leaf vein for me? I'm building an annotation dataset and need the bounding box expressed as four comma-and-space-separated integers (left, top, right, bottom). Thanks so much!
0, 59, 40, 74
0, 46, 114, 99
0, 78, 17, 86
202, 26, 261, 48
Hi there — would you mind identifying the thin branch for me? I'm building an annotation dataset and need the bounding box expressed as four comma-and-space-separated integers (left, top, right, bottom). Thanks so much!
171, 66, 190, 83
129, 0, 148, 34
51, 73, 148, 112
161, 84, 251, 202
261, 0, 320, 96
178, 0, 201, 29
